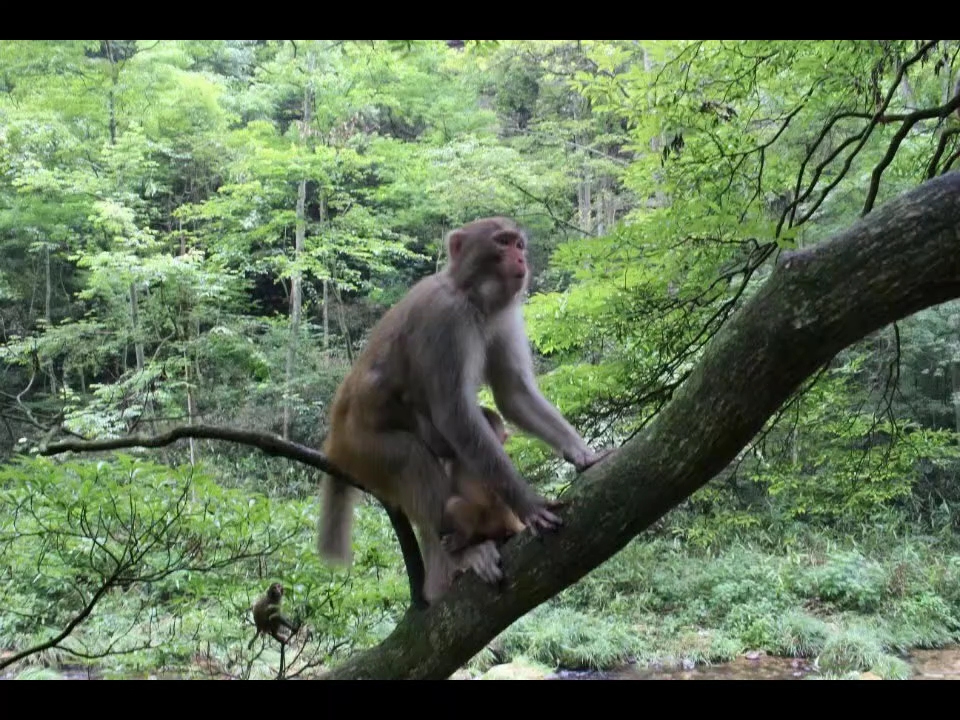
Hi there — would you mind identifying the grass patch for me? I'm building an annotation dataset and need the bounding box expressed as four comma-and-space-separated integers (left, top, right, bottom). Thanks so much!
798, 551, 888, 613
643, 628, 742, 669
816, 625, 885, 673
869, 653, 913, 680
884, 593, 960, 649
499, 607, 640, 670
503, 534, 960, 677
771, 611, 831, 658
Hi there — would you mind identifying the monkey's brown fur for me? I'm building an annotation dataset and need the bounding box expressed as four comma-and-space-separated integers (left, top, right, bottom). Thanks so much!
248, 582, 298, 649
441, 407, 527, 554
410, 402, 527, 555
318, 217, 612, 603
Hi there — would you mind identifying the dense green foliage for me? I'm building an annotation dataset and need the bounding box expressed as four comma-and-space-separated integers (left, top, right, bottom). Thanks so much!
2, 40, 960, 679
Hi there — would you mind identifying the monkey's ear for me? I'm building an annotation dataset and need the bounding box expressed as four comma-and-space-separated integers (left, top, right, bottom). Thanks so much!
445, 229, 466, 261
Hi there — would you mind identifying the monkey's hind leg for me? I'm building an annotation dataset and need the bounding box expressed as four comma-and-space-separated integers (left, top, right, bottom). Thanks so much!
420, 528, 460, 604
457, 540, 503, 585
439, 495, 477, 555
420, 531, 505, 603
375, 431, 493, 604
384, 504, 428, 610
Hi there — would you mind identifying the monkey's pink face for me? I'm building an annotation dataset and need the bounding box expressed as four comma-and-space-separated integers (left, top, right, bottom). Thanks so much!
493, 230, 528, 296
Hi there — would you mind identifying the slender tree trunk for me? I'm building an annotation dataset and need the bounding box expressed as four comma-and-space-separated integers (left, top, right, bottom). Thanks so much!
103, 41, 145, 377
576, 167, 592, 234
105, 41, 118, 145
129, 282, 145, 372
129, 283, 144, 372
320, 195, 329, 353
283, 51, 314, 440
951, 360, 960, 435
597, 184, 606, 236
642, 45, 669, 209
283, 182, 306, 440
572, 93, 593, 234
604, 178, 617, 231
43, 244, 51, 327
173, 221, 198, 463
43, 244, 56, 395
323, 281, 330, 353
332, 283, 354, 365
186, 366, 198, 466
436, 223, 446, 273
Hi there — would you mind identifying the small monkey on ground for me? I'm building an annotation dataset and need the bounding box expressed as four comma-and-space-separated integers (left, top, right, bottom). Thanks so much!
319, 216, 614, 603
248, 582, 299, 649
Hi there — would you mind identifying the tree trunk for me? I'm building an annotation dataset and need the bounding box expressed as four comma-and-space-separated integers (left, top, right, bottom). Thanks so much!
102, 42, 145, 377
129, 283, 144, 372
185, 353, 198, 466
951, 360, 960, 435
43, 243, 56, 395
320, 195, 329, 353
323, 280, 329, 353
283, 180, 306, 440
104, 40, 118, 145
332, 283, 354, 365
43, 244, 51, 327
282, 51, 314, 440
324, 171, 960, 679
642, 46, 670, 209
577, 174, 592, 233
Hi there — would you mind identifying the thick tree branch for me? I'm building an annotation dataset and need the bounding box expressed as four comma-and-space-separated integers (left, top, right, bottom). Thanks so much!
322, 171, 960, 679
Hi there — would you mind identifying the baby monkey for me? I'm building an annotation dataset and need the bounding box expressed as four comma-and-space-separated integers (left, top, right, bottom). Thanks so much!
416, 406, 528, 555
248, 582, 299, 649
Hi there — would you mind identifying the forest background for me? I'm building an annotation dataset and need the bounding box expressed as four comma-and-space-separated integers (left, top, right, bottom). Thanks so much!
2, 39, 960, 680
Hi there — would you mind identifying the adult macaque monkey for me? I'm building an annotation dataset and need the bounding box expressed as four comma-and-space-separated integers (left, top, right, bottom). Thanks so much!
319, 216, 612, 603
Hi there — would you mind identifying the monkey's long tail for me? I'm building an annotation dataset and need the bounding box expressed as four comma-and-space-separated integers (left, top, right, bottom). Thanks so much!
318, 476, 358, 565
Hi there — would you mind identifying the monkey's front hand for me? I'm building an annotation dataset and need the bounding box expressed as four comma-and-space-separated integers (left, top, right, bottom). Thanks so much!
565, 447, 616, 473
521, 498, 563, 535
